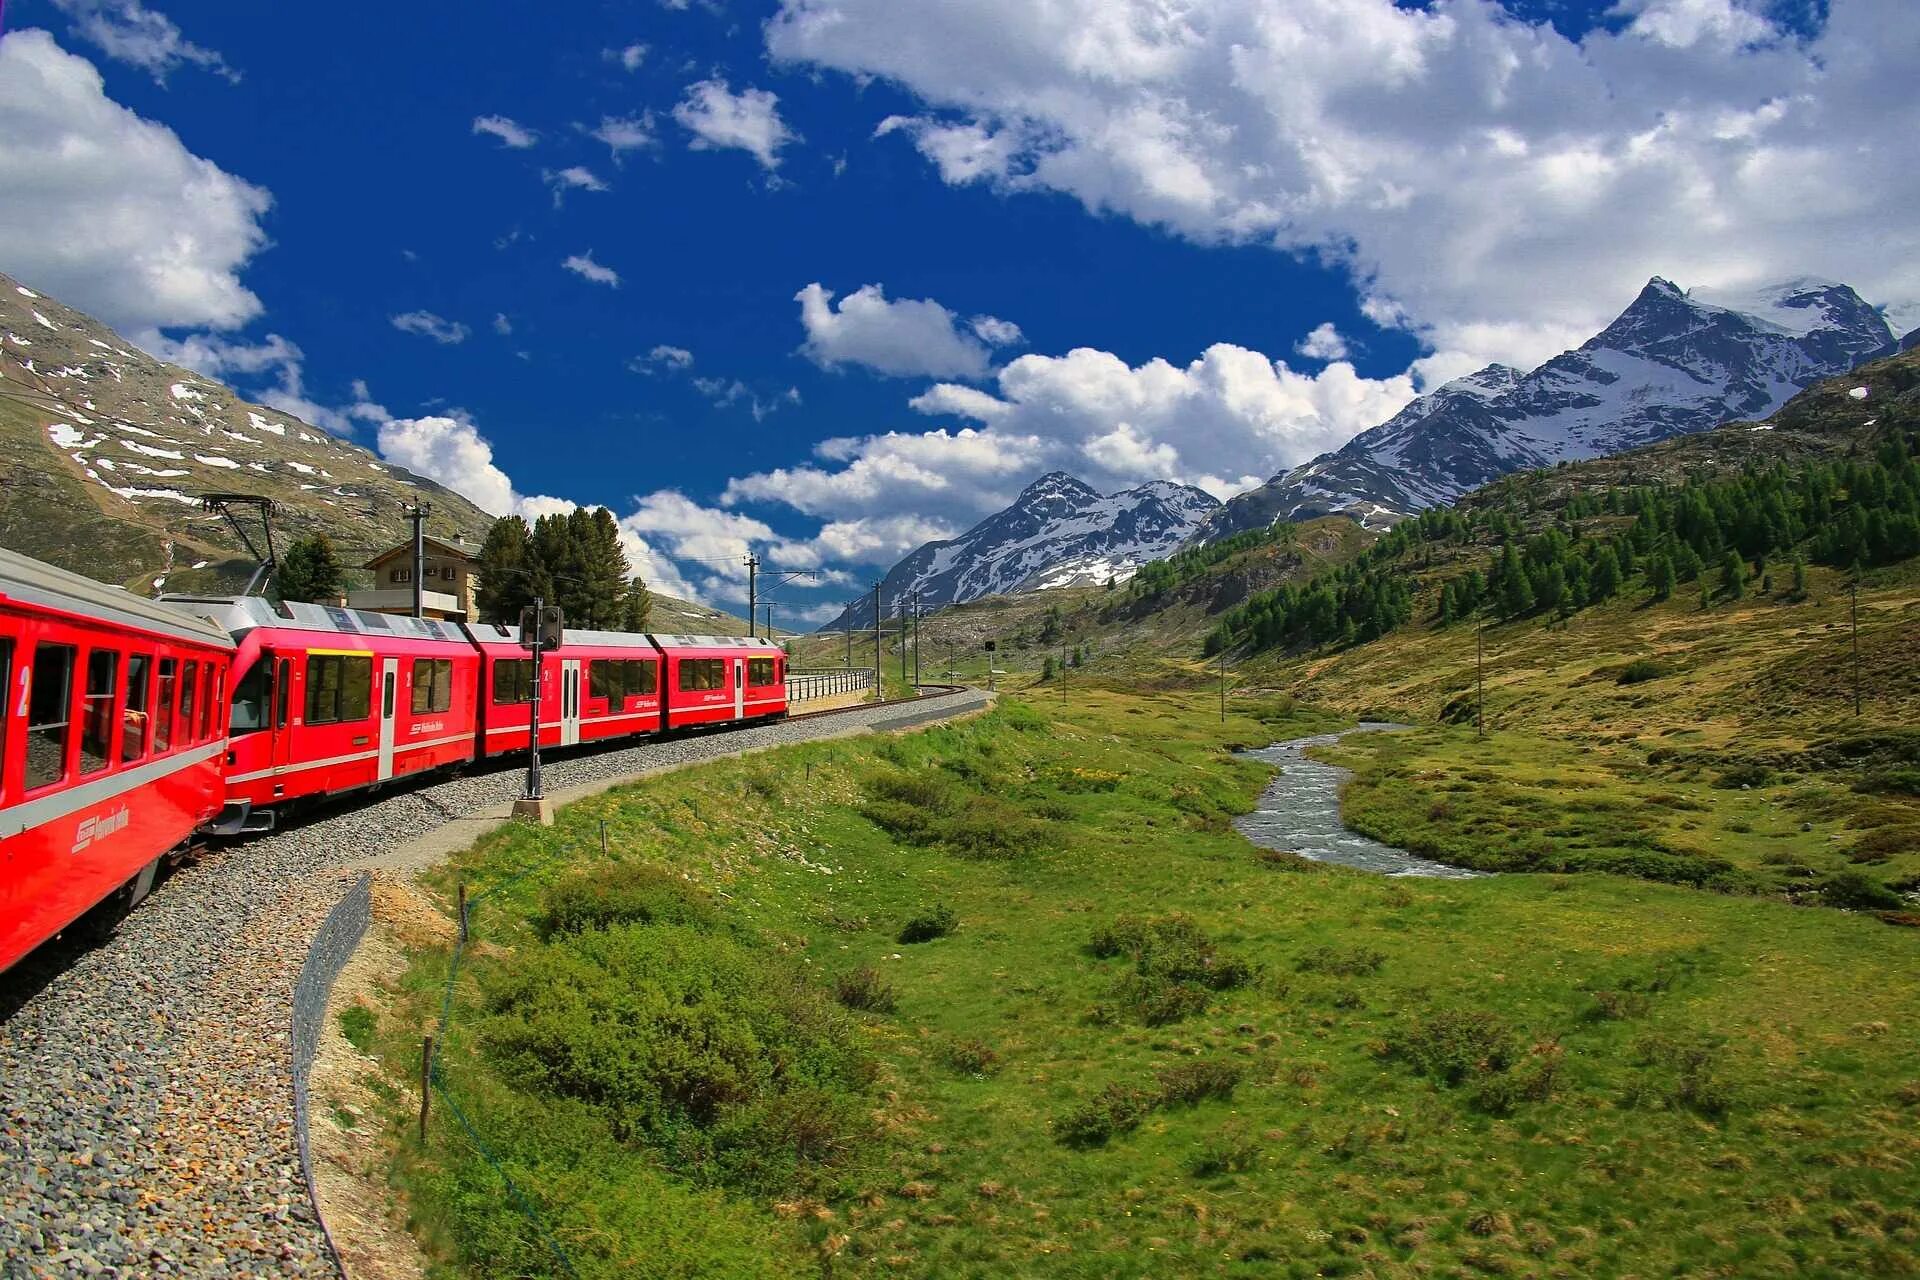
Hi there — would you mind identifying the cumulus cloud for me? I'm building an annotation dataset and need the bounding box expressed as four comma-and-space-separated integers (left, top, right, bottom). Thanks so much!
723, 340, 1414, 535
472, 114, 538, 149
772, 0, 1920, 366
390, 310, 470, 345
634, 344, 694, 372
1294, 322, 1350, 361
562, 251, 621, 287
588, 113, 655, 161
673, 79, 796, 169
48, 0, 236, 84
0, 31, 270, 332
543, 165, 609, 205
796, 282, 1008, 380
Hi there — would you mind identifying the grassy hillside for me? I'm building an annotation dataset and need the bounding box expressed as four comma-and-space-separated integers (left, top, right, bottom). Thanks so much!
345, 689, 1920, 1279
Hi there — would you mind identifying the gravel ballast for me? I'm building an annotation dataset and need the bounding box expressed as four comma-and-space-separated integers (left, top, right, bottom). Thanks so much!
0, 689, 990, 1278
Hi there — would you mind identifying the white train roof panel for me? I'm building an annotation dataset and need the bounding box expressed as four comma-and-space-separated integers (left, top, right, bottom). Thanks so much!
1, 548, 233, 649
161, 594, 471, 645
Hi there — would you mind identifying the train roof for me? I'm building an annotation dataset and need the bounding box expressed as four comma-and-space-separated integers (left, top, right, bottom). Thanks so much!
0, 548, 234, 649
160, 594, 471, 645
463, 621, 780, 651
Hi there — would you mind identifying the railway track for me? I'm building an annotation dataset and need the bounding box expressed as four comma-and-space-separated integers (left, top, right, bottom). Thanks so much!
0, 684, 990, 1279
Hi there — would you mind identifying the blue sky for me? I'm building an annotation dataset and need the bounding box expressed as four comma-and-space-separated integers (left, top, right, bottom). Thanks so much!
1, 0, 1913, 620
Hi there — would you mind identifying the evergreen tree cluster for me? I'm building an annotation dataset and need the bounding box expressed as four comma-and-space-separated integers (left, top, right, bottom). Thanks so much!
474, 507, 653, 631
1206, 429, 1920, 657
1130, 523, 1297, 598
273, 533, 346, 604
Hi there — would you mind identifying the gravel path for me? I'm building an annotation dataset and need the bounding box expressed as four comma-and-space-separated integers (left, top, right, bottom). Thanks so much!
0, 689, 990, 1279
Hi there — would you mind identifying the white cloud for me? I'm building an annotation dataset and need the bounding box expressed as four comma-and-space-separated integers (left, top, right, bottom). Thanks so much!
672, 78, 797, 169
377, 415, 521, 516
390, 310, 470, 345
562, 251, 621, 287
493, 313, 513, 336
1294, 322, 1350, 361
473, 114, 538, 149
796, 282, 1004, 380
138, 329, 390, 436
0, 31, 270, 332
694, 378, 802, 421
635, 343, 694, 372
589, 113, 655, 161
544, 165, 609, 204
970, 315, 1025, 347
604, 42, 648, 71
49, 0, 236, 84
772, 0, 1920, 369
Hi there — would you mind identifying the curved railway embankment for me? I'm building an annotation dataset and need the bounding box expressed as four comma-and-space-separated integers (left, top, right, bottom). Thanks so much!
0, 686, 990, 1279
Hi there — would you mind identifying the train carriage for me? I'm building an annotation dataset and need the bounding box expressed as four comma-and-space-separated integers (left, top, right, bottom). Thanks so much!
465, 622, 660, 756
1, 550, 234, 973
656, 634, 787, 729
165, 597, 481, 828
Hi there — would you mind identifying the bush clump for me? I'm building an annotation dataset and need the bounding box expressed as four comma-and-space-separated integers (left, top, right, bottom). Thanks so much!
1089, 914, 1259, 1026
862, 771, 1051, 861
833, 965, 898, 1013
1381, 1009, 1562, 1113
897, 903, 958, 944
536, 863, 719, 941
937, 1036, 1000, 1076
1617, 658, 1669, 685
1156, 1059, 1244, 1106
1819, 870, 1904, 911
1627, 1031, 1736, 1118
1188, 1123, 1260, 1177
1054, 1084, 1154, 1147
479, 922, 875, 1193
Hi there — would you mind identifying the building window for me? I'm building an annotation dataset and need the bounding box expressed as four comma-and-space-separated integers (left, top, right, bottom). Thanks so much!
676, 658, 725, 692
25, 642, 76, 791
411, 657, 454, 713
748, 657, 776, 687
492, 658, 536, 705
390, 567, 411, 584
305, 653, 373, 725
122, 653, 152, 763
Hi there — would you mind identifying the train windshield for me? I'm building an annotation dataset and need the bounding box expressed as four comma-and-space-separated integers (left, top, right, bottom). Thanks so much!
229, 657, 271, 735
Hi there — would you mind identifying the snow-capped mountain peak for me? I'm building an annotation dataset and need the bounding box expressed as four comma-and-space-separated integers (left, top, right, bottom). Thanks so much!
1194, 275, 1897, 541
818, 474, 1220, 631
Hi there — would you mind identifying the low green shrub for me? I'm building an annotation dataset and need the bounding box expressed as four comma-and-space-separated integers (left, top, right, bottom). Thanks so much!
1617, 659, 1668, 685
1714, 763, 1776, 790
1111, 973, 1212, 1026
338, 1003, 376, 1053
897, 903, 958, 944
937, 1036, 1000, 1076
1383, 1009, 1521, 1087
1820, 870, 1904, 911
1089, 914, 1259, 1026
1857, 766, 1920, 797
1628, 1031, 1736, 1118
1156, 1059, 1244, 1106
1054, 1083, 1154, 1147
1188, 1122, 1260, 1177
536, 863, 719, 940
834, 965, 898, 1013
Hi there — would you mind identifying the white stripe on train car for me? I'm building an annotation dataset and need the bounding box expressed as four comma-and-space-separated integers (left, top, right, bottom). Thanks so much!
226, 731, 473, 785
1, 740, 226, 837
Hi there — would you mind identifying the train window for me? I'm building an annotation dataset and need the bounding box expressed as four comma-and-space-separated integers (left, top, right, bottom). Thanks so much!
677, 658, 725, 692
79, 649, 119, 775
0, 640, 10, 796
411, 658, 452, 714
122, 654, 152, 763
230, 660, 270, 735
154, 658, 176, 754
748, 657, 776, 686
179, 661, 199, 747
492, 658, 534, 705
589, 660, 613, 701
199, 664, 219, 741
305, 653, 373, 725
25, 642, 75, 791
629, 659, 657, 695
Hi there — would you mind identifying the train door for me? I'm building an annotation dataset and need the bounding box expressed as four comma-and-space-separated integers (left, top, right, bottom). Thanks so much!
560, 658, 581, 746
376, 657, 398, 779
270, 655, 294, 785
732, 657, 744, 719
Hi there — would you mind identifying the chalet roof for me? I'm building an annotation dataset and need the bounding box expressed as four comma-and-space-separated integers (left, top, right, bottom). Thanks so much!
363, 536, 479, 570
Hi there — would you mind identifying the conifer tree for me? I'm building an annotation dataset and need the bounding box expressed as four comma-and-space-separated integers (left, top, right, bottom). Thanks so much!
1720, 549, 1746, 600
275, 533, 345, 604
475, 515, 534, 623
620, 576, 653, 632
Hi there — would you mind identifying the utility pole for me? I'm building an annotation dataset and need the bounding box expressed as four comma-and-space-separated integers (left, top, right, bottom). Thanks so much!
745, 553, 759, 639
844, 603, 852, 668
405, 500, 432, 618
871, 582, 883, 702
947, 642, 954, 683
763, 604, 772, 643
1476, 619, 1485, 738
900, 603, 910, 688
912, 589, 921, 686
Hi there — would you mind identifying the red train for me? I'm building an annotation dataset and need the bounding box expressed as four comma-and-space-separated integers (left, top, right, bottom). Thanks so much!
1, 549, 788, 972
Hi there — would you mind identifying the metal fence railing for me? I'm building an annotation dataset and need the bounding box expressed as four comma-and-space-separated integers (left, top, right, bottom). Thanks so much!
292, 871, 373, 1279
786, 667, 875, 702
